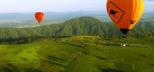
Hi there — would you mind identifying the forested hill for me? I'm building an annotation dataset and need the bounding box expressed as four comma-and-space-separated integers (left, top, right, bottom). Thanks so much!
0, 16, 153, 41
0, 17, 108, 39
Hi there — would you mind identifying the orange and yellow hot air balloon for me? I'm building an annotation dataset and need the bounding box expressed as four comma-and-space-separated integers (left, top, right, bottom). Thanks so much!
35, 12, 45, 23
106, 0, 144, 37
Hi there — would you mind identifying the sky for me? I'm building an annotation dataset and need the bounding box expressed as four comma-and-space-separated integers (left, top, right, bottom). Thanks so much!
0, 0, 153, 13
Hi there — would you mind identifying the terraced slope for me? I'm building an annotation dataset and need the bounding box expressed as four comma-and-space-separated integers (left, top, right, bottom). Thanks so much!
0, 36, 154, 72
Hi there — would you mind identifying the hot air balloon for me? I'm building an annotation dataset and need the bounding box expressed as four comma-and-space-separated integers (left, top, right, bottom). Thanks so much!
106, 0, 144, 38
35, 12, 45, 23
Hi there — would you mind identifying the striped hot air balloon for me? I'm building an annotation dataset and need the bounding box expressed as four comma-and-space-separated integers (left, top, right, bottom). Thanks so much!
106, 0, 144, 37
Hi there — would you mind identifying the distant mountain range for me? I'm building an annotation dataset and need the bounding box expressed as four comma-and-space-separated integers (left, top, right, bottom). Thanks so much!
0, 11, 153, 28
0, 11, 108, 28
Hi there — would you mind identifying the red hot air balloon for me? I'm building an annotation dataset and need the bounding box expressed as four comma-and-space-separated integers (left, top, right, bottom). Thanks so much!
35, 12, 45, 23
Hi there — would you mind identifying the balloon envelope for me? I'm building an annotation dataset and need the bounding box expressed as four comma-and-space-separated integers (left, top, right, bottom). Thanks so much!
35, 12, 45, 23
106, 0, 144, 35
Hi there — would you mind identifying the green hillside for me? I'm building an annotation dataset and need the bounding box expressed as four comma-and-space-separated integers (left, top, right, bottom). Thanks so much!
0, 16, 107, 39
0, 36, 154, 72
0, 16, 154, 43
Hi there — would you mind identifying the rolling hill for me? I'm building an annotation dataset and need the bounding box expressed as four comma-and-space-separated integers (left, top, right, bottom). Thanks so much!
0, 16, 153, 43
0, 16, 110, 42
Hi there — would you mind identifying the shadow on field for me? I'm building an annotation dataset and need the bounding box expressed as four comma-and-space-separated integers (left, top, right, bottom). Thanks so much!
98, 68, 124, 72
0, 64, 43, 72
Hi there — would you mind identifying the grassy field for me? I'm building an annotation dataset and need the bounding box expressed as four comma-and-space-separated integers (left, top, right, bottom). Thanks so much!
0, 36, 154, 72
